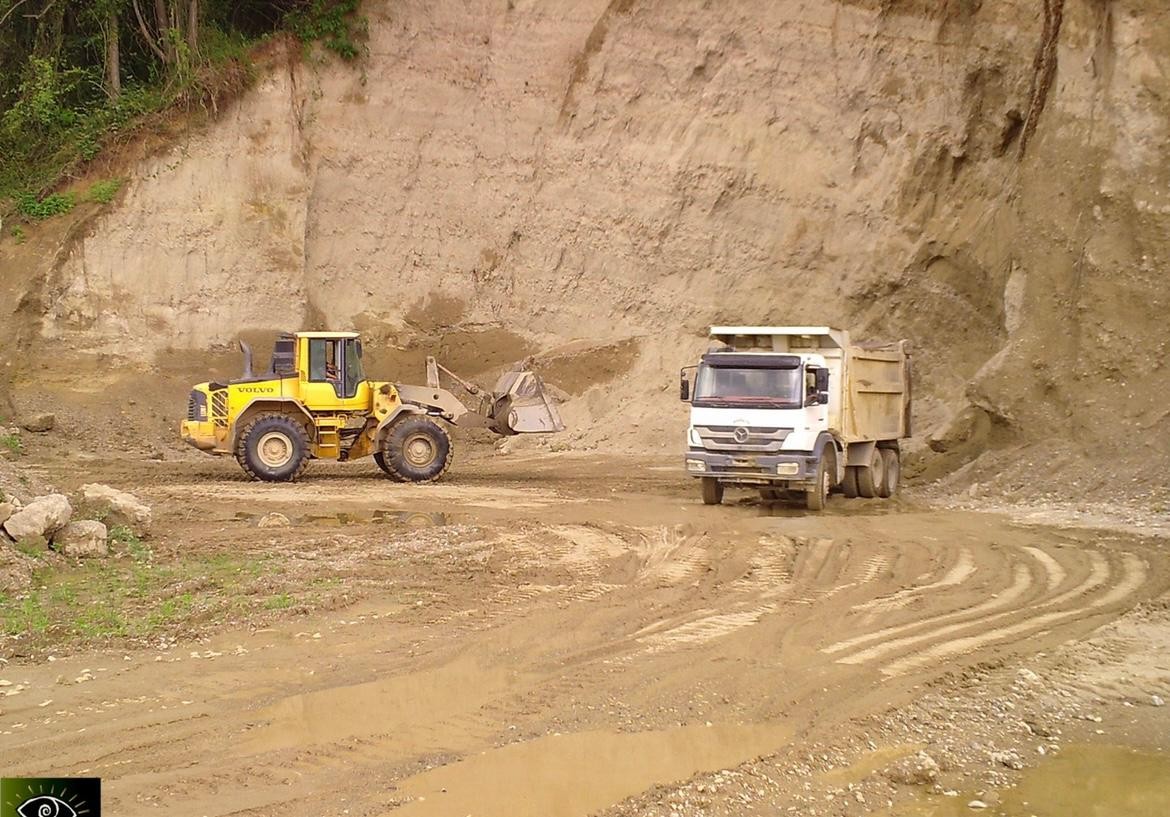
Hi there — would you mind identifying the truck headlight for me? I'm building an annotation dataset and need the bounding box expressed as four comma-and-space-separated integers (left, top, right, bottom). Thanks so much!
686, 459, 706, 472
776, 462, 799, 476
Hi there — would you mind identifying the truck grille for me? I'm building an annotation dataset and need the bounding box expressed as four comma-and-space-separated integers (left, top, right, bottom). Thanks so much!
695, 425, 791, 453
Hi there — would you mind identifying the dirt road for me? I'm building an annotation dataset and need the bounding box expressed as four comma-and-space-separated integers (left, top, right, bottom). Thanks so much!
1, 452, 1166, 816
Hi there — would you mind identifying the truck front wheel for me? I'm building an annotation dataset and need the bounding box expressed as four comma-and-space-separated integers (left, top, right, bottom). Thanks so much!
806, 449, 835, 511
701, 478, 724, 505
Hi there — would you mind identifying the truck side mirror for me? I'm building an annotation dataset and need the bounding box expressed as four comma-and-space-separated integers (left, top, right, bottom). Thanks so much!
679, 365, 697, 402
815, 368, 829, 393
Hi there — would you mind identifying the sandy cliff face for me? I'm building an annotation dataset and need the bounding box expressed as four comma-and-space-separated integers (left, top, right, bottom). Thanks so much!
1, 0, 1167, 496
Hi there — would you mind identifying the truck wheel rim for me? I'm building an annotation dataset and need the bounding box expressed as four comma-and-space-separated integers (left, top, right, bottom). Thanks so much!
404, 433, 437, 467
257, 431, 294, 468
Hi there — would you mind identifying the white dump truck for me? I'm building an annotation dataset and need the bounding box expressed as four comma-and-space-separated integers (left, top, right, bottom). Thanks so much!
680, 326, 911, 510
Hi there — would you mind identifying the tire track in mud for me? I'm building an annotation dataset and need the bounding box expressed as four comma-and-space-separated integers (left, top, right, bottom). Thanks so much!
882, 552, 1148, 677
628, 536, 898, 658
851, 547, 977, 615
824, 549, 1043, 659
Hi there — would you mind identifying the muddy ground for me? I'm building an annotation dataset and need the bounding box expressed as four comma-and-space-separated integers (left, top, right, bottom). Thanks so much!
1, 450, 1168, 816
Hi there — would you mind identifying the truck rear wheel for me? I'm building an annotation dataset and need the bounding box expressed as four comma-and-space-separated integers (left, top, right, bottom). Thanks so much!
381, 416, 452, 483
701, 478, 724, 505
806, 449, 834, 511
879, 448, 900, 498
842, 466, 860, 498
236, 414, 310, 482
856, 448, 885, 499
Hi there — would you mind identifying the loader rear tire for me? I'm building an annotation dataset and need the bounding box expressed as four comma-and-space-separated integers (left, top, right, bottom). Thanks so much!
381, 416, 452, 483
236, 414, 310, 483
856, 448, 885, 499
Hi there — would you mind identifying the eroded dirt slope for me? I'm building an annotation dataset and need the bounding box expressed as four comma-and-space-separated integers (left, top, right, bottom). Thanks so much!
1, 0, 1168, 500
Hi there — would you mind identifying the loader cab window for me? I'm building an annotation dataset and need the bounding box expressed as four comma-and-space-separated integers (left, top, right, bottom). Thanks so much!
344, 338, 365, 393
308, 338, 364, 399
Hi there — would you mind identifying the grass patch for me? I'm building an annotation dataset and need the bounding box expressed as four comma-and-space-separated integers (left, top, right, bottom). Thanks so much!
0, 551, 280, 647
265, 593, 295, 610
87, 178, 123, 204
0, 432, 20, 454
14, 190, 75, 220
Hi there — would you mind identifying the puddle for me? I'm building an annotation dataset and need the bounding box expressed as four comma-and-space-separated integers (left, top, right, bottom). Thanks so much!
230, 509, 449, 527
883, 744, 1170, 817
240, 657, 518, 755
391, 721, 791, 817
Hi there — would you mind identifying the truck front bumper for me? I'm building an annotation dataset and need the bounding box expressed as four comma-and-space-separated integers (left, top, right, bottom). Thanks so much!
684, 449, 819, 485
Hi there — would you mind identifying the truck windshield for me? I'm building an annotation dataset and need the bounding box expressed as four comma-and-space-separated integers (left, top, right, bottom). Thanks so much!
693, 365, 802, 408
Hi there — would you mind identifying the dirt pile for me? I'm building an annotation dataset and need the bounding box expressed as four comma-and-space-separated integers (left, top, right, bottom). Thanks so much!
0, 0, 1167, 501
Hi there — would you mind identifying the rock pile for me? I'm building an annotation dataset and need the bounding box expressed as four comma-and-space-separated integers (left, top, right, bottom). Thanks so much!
0, 468, 153, 590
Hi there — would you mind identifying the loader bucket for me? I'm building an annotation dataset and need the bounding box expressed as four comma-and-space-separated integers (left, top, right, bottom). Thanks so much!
487, 370, 566, 435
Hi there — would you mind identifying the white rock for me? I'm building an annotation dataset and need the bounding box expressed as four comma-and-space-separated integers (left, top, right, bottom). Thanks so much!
80, 484, 152, 536
258, 512, 291, 528
3, 494, 72, 541
1152, 695, 1165, 707
19, 413, 56, 433
53, 521, 109, 558
968, 800, 989, 810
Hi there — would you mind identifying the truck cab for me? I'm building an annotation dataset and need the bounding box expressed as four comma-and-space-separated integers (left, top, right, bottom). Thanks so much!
681, 326, 910, 510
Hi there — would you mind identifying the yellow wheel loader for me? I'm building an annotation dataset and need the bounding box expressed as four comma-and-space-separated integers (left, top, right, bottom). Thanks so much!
180, 331, 565, 482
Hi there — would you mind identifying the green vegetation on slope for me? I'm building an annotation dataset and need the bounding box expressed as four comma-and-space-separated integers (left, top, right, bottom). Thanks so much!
0, 0, 364, 215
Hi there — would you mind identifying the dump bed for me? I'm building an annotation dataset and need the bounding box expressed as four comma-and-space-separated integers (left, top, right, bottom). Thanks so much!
709, 326, 911, 444
840, 341, 911, 443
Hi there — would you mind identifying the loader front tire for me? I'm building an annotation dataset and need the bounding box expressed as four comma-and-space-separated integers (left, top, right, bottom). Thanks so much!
237, 414, 310, 482
381, 416, 452, 483
372, 452, 395, 478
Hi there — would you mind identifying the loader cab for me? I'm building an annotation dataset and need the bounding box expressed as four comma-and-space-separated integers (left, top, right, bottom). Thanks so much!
295, 332, 369, 408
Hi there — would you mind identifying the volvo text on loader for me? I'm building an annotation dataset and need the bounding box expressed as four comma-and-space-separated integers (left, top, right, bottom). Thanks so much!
181, 331, 564, 482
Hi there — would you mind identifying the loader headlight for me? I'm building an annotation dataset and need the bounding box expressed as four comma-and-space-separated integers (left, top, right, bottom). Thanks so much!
776, 462, 799, 476
686, 459, 706, 472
